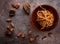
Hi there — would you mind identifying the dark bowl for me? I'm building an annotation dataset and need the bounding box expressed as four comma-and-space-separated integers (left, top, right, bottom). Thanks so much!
31, 5, 59, 32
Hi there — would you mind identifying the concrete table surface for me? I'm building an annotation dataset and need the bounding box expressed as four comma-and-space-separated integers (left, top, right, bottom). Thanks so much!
0, 0, 60, 44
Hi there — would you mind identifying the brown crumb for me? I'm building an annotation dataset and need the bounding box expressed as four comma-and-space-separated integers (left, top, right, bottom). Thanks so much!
29, 37, 35, 42
12, 3, 20, 9
42, 36, 47, 41
17, 32, 22, 37
6, 17, 12, 22
9, 9, 15, 17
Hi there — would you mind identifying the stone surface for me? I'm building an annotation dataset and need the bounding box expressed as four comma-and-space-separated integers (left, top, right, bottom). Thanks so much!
0, 0, 60, 44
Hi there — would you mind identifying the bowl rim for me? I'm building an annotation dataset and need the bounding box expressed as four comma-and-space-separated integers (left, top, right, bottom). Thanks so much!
30, 4, 59, 32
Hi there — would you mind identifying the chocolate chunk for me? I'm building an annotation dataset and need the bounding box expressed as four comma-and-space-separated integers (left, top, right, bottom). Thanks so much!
9, 9, 15, 17
12, 3, 20, 9
23, 2, 30, 14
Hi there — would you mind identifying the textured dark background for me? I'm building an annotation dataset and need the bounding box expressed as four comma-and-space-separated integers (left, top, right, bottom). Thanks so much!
0, 0, 60, 44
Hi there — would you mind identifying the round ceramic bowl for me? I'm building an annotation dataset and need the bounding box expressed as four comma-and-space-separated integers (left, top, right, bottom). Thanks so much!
31, 5, 59, 32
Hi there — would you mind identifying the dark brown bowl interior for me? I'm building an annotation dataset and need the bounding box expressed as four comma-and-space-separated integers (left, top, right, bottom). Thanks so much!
31, 5, 59, 32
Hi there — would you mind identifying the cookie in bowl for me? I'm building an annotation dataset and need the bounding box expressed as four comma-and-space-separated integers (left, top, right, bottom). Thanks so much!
31, 5, 59, 32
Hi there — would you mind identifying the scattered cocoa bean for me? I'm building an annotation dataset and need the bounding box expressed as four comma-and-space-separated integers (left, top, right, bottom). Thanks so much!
42, 36, 47, 41
5, 30, 12, 36
17, 32, 22, 37
10, 22, 15, 28
28, 30, 32, 35
23, 2, 30, 14
29, 37, 35, 42
6, 17, 12, 22
12, 3, 20, 9
6, 25, 14, 33
21, 34, 25, 38
48, 32, 54, 38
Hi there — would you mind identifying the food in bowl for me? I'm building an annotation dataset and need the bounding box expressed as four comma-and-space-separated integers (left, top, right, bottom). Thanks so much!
37, 10, 54, 29
31, 5, 59, 32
